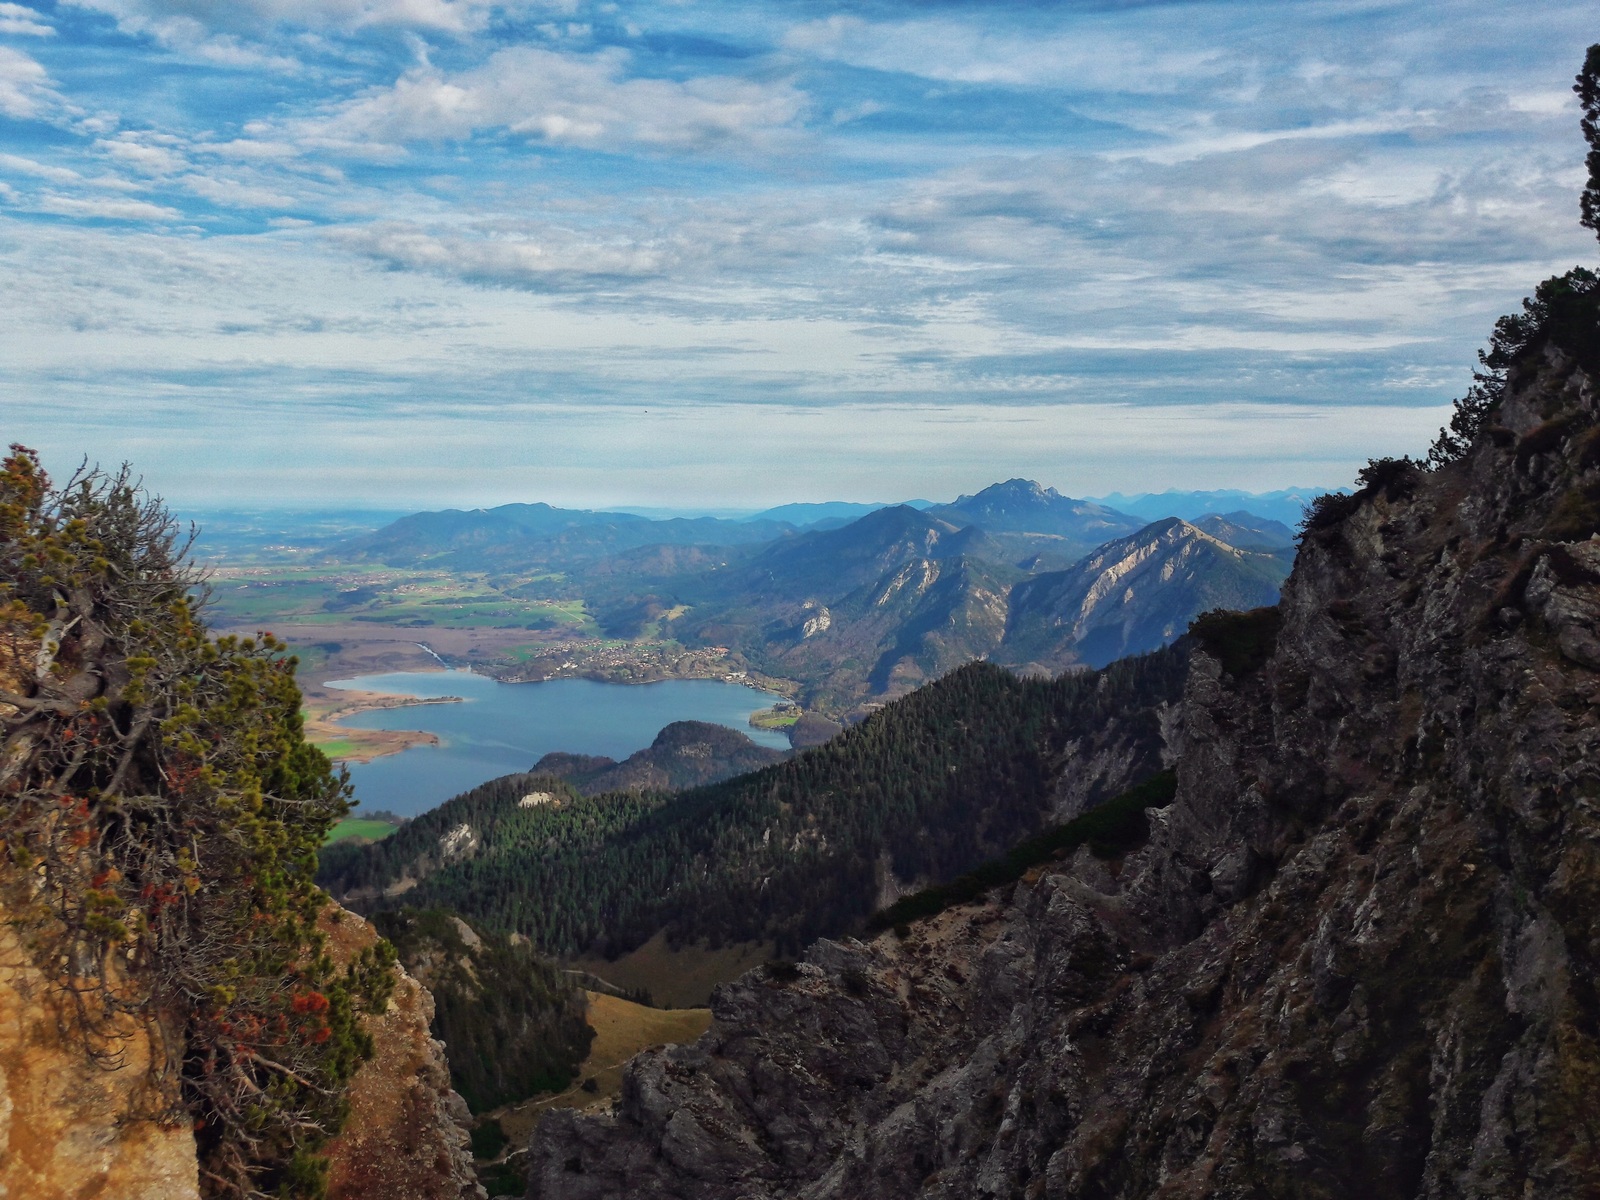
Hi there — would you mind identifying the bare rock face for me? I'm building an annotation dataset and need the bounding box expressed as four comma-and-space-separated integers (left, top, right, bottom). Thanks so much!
320, 907, 486, 1200
0, 919, 198, 1200
527, 343, 1600, 1198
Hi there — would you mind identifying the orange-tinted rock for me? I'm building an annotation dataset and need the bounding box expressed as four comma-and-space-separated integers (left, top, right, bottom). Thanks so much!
0, 920, 198, 1200
319, 906, 484, 1200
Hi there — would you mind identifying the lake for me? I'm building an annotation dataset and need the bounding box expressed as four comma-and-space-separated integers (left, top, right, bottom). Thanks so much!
325, 670, 789, 817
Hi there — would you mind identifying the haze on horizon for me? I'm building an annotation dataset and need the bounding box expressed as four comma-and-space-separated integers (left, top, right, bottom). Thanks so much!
2, 0, 1596, 510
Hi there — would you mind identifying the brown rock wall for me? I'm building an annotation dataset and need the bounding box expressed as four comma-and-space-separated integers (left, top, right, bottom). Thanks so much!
0, 920, 198, 1200
319, 906, 485, 1200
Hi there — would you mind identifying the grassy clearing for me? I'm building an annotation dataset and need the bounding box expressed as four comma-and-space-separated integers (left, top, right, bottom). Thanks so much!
324, 818, 402, 845
493, 991, 711, 1145
748, 706, 799, 730
570, 930, 772, 1008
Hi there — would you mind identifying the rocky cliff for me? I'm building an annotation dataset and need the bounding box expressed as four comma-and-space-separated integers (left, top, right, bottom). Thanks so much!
525, 337, 1600, 1197
0, 898, 481, 1200
320, 907, 486, 1200
0, 917, 199, 1200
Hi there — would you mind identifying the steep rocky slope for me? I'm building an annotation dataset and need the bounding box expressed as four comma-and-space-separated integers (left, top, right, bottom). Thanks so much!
0, 912, 199, 1200
525, 338, 1600, 1198
0, 897, 483, 1200
1000, 518, 1290, 672
320, 909, 485, 1200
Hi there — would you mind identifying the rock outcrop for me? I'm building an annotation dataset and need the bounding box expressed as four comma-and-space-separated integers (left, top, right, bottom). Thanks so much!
0, 918, 198, 1200
320, 907, 486, 1200
0, 901, 483, 1200
526, 340, 1600, 1198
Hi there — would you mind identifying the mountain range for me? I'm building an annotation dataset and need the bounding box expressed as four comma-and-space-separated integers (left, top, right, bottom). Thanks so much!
332, 479, 1296, 710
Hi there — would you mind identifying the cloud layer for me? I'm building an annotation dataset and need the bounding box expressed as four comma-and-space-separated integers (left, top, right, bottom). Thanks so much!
2, 0, 1597, 507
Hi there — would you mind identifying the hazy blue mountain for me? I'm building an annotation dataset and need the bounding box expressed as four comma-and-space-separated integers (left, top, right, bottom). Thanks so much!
927, 479, 1145, 558
335, 503, 795, 567
999, 518, 1291, 671
189, 508, 408, 562
1192, 511, 1296, 550
733, 505, 997, 596
745, 500, 935, 527
1090, 488, 1326, 528
677, 506, 1015, 708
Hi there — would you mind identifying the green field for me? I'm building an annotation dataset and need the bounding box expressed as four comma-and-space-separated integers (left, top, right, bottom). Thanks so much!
205, 564, 596, 633
748, 706, 799, 730
324, 818, 401, 845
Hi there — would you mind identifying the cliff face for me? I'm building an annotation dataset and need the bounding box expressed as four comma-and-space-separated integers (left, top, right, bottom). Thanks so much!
318, 907, 486, 1200
0, 901, 482, 1200
526, 342, 1600, 1198
0, 918, 198, 1200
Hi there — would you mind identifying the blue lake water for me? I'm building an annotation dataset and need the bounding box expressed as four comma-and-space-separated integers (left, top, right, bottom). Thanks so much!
326, 671, 788, 818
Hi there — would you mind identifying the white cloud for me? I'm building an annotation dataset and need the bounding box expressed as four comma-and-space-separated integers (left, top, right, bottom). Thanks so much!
0, 3, 53, 36
64, 0, 572, 39
334, 220, 669, 286
181, 173, 298, 209
302, 46, 806, 153
782, 15, 1220, 92
0, 152, 82, 184
96, 134, 187, 175
31, 194, 181, 220
0, 46, 55, 119
197, 138, 301, 161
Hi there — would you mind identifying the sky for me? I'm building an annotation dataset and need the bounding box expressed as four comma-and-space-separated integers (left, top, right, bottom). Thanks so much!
1, 0, 1596, 511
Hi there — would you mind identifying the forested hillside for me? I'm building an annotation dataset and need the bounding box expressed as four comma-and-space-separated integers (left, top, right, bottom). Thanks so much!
318, 650, 1187, 958
529, 720, 788, 794
369, 908, 593, 1113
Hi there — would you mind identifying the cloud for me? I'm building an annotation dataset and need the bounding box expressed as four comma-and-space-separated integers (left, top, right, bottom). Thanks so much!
301, 46, 806, 153
96, 133, 188, 175
30, 194, 182, 220
64, 0, 504, 37
0, 152, 82, 184
0, 46, 56, 118
0, 3, 53, 36
782, 13, 1221, 92
335, 220, 670, 287
181, 173, 299, 210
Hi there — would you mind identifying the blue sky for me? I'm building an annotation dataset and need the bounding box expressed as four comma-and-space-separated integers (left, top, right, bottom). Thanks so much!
1, 0, 1596, 509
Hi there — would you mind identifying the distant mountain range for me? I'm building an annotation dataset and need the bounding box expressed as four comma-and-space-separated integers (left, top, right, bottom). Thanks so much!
1088, 487, 1325, 528
327, 479, 1301, 709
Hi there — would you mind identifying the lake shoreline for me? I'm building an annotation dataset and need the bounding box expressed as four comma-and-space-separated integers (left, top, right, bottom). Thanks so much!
306, 690, 463, 764
322, 671, 790, 817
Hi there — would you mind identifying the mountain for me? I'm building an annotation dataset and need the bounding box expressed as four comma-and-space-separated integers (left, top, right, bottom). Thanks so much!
745, 500, 934, 527
368, 908, 592, 1113
926, 478, 1144, 554
523, 294, 1600, 1200
1192, 509, 1296, 549
999, 517, 1292, 670
1090, 486, 1324, 527
529, 720, 788, 794
676, 506, 1017, 707
336, 501, 795, 569
323, 490, 1291, 711
318, 649, 1189, 960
